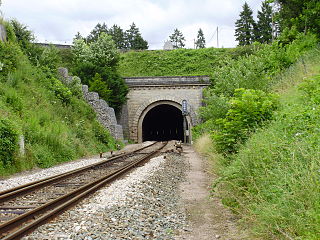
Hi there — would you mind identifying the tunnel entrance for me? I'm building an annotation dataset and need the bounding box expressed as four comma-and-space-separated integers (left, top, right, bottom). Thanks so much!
142, 104, 184, 142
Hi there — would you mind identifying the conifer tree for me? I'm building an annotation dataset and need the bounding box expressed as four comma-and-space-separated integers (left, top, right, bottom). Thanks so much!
235, 2, 256, 46
108, 24, 126, 50
256, 0, 273, 43
195, 28, 206, 48
169, 28, 185, 49
124, 23, 148, 50
87, 22, 108, 43
74, 32, 84, 41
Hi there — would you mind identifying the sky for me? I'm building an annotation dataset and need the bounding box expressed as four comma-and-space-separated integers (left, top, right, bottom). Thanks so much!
2, 0, 263, 50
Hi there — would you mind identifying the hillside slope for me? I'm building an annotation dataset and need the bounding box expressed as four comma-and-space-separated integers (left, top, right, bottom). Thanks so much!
198, 47, 320, 239
118, 47, 254, 77
0, 23, 117, 176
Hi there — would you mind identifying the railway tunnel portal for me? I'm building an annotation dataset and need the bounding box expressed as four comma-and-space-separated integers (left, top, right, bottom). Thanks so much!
119, 76, 210, 143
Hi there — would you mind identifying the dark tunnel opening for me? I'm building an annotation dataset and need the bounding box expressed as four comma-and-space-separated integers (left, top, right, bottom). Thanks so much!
142, 104, 184, 142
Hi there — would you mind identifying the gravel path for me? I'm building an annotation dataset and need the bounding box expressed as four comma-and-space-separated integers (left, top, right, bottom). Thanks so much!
19, 151, 188, 240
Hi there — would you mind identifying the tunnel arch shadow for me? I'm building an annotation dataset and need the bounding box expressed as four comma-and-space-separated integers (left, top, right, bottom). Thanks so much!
137, 101, 188, 142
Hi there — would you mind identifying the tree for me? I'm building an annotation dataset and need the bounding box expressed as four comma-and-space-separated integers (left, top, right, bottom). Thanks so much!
74, 32, 84, 41
86, 22, 108, 43
124, 22, 148, 50
256, 1, 273, 43
195, 28, 206, 48
235, 2, 256, 46
276, 0, 320, 38
72, 33, 128, 112
169, 28, 185, 49
108, 24, 126, 50
10, 19, 34, 50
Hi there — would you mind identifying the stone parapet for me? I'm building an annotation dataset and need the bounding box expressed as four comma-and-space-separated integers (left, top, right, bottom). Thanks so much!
124, 75, 210, 87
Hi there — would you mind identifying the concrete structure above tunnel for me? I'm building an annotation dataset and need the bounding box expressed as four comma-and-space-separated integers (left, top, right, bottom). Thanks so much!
119, 75, 210, 143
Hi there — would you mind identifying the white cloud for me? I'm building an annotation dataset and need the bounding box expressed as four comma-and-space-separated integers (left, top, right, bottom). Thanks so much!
2, 0, 263, 48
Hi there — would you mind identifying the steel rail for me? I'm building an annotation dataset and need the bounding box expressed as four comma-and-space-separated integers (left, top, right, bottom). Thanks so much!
0, 141, 167, 240
0, 141, 157, 203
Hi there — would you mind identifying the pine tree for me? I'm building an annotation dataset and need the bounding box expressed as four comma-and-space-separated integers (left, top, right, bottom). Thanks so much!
235, 2, 256, 46
108, 24, 126, 50
124, 23, 148, 50
256, 0, 273, 43
74, 32, 84, 41
169, 28, 185, 49
195, 28, 206, 48
87, 22, 108, 43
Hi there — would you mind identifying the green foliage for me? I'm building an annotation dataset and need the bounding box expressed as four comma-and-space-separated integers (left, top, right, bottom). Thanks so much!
2, 21, 16, 42
235, 2, 256, 46
198, 46, 320, 239
256, 0, 273, 43
213, 88, 279, 154
118, 47, 253, 77
108, 24, 126, 50
89, 73, 112, 100
10, 19, 34, 51
169, 28, 185, 49
72, 33, 128, 112
39, 45, 62, 72
212, 34, 317, 96
0, 118, 19, 165
49, 77, 72, 104
276, 0, 320, 38
0, 40, 22, 76
84, 22, 148, 50
67, 76, 83, 97
0, 20, 117, 175
86, 22, 108, 43
125, 22, 148, 50
195, 28, 206, 49
199, 89, 230, 122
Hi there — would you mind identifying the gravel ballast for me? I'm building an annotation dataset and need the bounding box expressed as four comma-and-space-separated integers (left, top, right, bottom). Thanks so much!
19, 151, 189, 239
0, 142, 153, 192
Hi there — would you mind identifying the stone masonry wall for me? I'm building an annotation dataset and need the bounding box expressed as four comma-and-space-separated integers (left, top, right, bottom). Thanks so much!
58, 68, 123, 140
122, 85, 207, 142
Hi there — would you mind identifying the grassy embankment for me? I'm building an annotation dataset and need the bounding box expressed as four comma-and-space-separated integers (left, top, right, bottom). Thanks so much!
118, 46, 255, 77
0, 22, 117, 176
194, 43, 320, 238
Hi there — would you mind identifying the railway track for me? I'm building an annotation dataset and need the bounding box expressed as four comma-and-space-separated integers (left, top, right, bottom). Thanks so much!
0, 141, 167, 240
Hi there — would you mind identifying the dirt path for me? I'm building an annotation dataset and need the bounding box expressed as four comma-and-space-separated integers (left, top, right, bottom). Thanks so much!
176, 145, 250, 240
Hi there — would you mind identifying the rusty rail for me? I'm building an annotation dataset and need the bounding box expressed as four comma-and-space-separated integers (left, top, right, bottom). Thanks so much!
0, 141, 167, 240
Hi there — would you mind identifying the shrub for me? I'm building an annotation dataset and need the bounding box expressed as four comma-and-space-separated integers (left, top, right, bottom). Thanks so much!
213, 88, 279, 154
92, 121, 116, 149
0, 41, 22, 76
0, 118, 19, 165
49, 77, 72, 104
67, 76, 83, 97
89, 73, 112, 100
39, 45, 62, 72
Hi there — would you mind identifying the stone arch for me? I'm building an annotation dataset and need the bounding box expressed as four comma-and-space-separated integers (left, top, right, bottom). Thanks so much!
131, 97, 196, 143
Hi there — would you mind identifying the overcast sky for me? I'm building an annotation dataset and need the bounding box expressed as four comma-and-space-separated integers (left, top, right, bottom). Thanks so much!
2, 0, 263, 49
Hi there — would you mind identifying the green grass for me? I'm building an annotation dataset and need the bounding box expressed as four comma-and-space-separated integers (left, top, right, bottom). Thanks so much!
118, 46, 255, 77
199, 47, 320, 239
0, 38, 117, 176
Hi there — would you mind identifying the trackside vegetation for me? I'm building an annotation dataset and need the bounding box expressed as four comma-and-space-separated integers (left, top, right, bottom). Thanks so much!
192, 36, 320, 238
0, 21, 117, 176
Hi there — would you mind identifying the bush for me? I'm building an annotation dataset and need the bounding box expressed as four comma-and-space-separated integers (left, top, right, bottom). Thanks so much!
0, 41, 22, 77
213, 88, 279, 154
49, 77, 72, 104
0, 118, 19, 165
